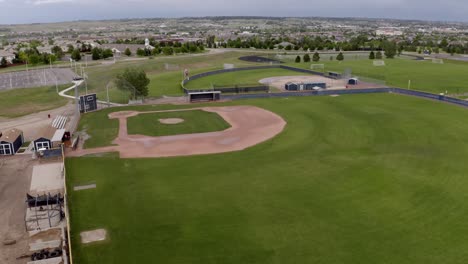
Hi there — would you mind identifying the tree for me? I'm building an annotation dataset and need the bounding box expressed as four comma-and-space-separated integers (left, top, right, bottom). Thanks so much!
29, 53, 40, 65
312, 52, 320, 62
376, 51, 383, 60
124, 48, 132, 56
383, 41, 397, 58
369, 51, 375, 60
71, 49, 81, 61
336, 52, 344, 61
115, 68, 150, 99
102, 49, 114, 59
295, 55, 301, 63
51, 46, 64, 59
91, 47, 101, 60
285, 45, 292, 51
303, 54, 311, 62
67, 44, 74, 54
0, 57, 7, 67
136, 48, 146, 56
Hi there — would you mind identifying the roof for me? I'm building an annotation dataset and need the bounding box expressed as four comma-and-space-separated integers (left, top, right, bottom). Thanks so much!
51, 129, 66, 142
30, 163, 64, 196
188, 91, 221, 95
36, 126, 57, 141
0, 50, 15, 57
0, 128, 23, 143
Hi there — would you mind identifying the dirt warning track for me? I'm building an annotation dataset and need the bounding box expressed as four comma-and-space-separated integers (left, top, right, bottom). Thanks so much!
68, 106, 286, 158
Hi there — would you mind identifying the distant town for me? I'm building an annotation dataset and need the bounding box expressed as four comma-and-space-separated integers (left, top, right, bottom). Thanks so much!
1, 16, 468, 67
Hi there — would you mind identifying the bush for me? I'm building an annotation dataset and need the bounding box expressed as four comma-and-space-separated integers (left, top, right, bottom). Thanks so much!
295, 55, 301, 63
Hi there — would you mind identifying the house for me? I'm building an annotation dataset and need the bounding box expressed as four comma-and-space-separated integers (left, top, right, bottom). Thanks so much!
0, 50, 15, 64
0, 129, 24, 155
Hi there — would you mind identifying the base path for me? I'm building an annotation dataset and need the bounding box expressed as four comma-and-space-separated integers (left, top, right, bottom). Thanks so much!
68, 106, 286, 158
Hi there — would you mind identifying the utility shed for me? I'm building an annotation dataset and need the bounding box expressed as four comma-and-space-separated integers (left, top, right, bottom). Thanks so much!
0, 128, 24, 155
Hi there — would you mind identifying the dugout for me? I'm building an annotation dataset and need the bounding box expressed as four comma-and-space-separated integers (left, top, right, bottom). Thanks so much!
188, 91, 221, 102
327, 71, 341, 79
285, 82, 299, 91
304, 82, 327, 90
348, 78, 358, 85
0, 129, 24, 155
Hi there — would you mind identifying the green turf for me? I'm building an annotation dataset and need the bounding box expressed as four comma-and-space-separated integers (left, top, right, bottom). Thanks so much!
68, 94, 468, 264
0, 84, 70, 118
78, 51, 260, 103
77, 104, 222, 149
183, 68, 307, 90
127, 110, 230, 137
285, 57, 468, 94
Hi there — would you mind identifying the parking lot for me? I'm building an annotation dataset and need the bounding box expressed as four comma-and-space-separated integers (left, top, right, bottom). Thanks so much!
0, 68, 78, 90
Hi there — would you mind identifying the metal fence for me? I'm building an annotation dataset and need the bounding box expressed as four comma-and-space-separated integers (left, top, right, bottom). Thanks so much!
181, 65, 324, 94
224, 87, 468, 109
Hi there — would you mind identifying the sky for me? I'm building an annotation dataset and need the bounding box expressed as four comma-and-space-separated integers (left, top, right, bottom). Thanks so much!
0, 0, 467, 24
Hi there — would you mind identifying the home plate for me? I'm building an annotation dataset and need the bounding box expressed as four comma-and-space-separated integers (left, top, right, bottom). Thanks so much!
80, 229, 107, 244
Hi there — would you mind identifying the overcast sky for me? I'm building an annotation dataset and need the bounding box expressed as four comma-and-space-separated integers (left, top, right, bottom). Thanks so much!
0, 0, 467, 24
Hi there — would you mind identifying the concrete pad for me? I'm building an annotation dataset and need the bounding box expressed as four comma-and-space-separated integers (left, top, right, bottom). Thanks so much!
73, 184, 96, 191
159, 118, 185, 124
27, 257, 62, 264
30, 163, 64, 196
80, 229, 107, 244
29, 240, 61, 251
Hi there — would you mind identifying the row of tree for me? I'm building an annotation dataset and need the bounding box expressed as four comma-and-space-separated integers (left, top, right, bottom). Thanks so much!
134, 42, 205, 57
295, 52, 345, 63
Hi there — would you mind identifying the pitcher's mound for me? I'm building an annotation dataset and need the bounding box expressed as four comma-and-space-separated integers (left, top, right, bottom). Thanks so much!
159, 118, 184, 124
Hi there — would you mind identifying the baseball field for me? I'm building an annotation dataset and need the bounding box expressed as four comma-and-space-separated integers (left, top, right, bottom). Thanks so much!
67, 93, 468, 263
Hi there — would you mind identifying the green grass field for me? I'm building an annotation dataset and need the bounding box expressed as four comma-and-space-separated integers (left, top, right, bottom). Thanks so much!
286, 57, 468, 94
127, 110, 230, 137
68, 94, 468, 264
183, 68, 307, 90
0, 84, 70, 118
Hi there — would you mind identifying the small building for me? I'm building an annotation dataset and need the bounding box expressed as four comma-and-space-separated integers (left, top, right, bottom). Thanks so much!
0, 129, 24, 155
348, 78, 359, 85
33, 127, 56, 151
304, 82, 327, 90
0, 50, 15, 64
285, 82, 298, 91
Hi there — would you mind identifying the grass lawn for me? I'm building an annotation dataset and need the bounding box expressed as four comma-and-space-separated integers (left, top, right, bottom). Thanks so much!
285, 57, 468, 94
127, 110, 230, 137
68, 94, 468, 264
184, 68, 307, 90
0, 84, 70, 118
79, 51, 260, 103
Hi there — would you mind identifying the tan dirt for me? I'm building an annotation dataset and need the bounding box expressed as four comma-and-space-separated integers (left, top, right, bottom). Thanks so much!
68, 106, 286, 158
259, 75, 347, 90
159, 118, 185, 124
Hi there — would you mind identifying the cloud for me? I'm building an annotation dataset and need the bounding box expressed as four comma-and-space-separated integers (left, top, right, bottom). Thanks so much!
27, 0, 73, 5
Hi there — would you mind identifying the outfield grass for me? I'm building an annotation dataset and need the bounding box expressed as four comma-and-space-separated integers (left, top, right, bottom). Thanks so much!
183, 68, 308, 90
68, 94, 468, 264
286, 57, 468, 94
127, 110, 230, 137
79, 51, 260, 103
0, 84, 70, 118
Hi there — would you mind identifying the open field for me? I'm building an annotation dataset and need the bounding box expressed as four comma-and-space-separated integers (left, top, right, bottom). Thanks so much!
183, 68, 308, 90
68, 94, 468, 264
74, 51, 261, 103
284, 57, 468, 94
127, 109, 230, 137
0, 84, 70, 118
